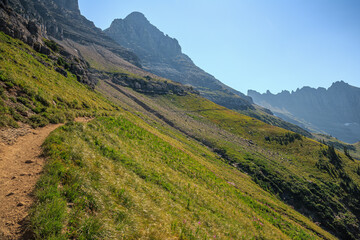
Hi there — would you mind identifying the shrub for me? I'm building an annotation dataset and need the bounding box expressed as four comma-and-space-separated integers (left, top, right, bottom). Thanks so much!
0, 114, 18, 128
36, 93, 51, 107
9, 108, 23, 121
17, 96, 32, 108
327, 146, 343, 169
344, 146, 354, 161
265, 132, 302, 145
29, 114, 49, 128
0, 85, 5, 98
47, 112, 66, 124
44, 39, 59, 52
15, 105, 29, 116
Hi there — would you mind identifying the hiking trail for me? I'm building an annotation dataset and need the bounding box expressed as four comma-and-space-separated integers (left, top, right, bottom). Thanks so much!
0, 118, 91, 239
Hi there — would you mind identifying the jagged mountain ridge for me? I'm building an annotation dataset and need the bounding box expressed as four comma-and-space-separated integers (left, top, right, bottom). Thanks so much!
248, 81, 360, 143
104, 12, 254, 111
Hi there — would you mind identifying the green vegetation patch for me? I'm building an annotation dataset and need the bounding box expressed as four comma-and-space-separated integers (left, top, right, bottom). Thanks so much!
153, 94, 360, 239
29, 116, 330, 239
0, 32, 115, 128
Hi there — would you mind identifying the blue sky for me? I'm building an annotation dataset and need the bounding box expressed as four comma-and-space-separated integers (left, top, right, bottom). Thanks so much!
78, 0, 360, 94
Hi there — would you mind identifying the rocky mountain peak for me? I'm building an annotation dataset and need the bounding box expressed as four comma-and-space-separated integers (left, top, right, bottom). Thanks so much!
106, 12, 182, 58
53, 0, 79, 13
330, 80, 349, 89
124, 11, 149, 24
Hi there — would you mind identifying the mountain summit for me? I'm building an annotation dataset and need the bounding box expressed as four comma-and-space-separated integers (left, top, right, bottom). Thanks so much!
105, 12, 254, 111
248, 81, 360, 143
108, 12, 182, 60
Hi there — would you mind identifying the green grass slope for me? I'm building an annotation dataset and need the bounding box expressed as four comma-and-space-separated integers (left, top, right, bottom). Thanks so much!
153, 94, 360, 239
314, 133, 360, 160
97, 80, 360, 239
0, 32, 115, 128
31, 116, 333, 239
0, 32, 340, 239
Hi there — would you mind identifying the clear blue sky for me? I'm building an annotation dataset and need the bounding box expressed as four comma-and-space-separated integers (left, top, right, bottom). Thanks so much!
78, 0, 360, 94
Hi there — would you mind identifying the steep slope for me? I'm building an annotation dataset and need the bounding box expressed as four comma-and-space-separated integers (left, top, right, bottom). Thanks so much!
0, 32, 337, 240
313, 133, 360, 160
97, 79, 360, 239
248, 81, 360, 143
104, 12, 254, 111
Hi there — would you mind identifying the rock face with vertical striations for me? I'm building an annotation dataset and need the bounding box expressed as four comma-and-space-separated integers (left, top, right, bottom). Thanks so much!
248, 81, 360, 143
2, 0, 140, 67
53, 0, 79, 13
104, 12, 254, 111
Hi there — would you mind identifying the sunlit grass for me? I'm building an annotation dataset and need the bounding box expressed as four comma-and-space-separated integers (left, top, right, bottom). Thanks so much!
29, 115, 334, 239
0, 32, 115, 127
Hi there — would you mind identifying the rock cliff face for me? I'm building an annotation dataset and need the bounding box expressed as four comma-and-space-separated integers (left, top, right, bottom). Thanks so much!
53, 0, 79, 13
2, 0, 140, 67
248, 81, 360, 143
110, 73, 198, 96
104, 12, 254, 111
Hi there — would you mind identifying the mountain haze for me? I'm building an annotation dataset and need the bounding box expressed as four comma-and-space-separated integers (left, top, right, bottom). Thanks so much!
248, 81, 360, 143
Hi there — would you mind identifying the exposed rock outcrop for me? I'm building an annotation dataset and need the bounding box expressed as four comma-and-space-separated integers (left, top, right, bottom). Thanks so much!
53, 0, 79, 13
3, 0, 140, 67
111, 73, 198, 96
248, 81, 360, 143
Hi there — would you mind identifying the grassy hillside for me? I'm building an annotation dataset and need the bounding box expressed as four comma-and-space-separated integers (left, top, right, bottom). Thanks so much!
152, 94, 360, 239
31, 115, 334, 239
97, 80, 360, 239
0, 32, 355, 239
314, 133, 360, 160
0, 32, 115, 128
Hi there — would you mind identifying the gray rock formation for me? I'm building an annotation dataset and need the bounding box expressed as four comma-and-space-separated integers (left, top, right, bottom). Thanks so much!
248, 81, 360, 143
110, 73, 198, 96
53, 0, 79, 13
3, 0, 140, 67
104, 12, 254, 111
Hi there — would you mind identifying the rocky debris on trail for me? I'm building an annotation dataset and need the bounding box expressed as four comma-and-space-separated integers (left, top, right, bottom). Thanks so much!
0, 123, 31, 146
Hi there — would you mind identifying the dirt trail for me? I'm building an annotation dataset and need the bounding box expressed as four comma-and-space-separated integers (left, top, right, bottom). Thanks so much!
0, 118, 91, 240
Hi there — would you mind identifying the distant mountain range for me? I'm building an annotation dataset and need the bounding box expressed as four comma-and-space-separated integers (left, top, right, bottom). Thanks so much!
248, 81, 360, 143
